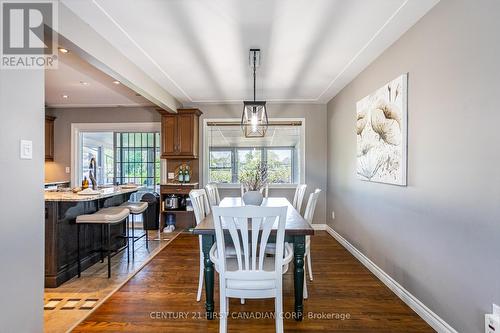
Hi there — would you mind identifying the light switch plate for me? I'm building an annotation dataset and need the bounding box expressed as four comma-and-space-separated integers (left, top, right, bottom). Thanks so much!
168, 172, 175, 179
20, 140, 33, 160
65, 167, 71, 174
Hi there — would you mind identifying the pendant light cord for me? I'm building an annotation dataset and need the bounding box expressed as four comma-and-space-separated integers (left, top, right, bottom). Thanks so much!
253, 50, 256, 102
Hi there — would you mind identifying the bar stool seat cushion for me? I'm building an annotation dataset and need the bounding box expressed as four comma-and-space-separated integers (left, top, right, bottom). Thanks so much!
120, 201, 148, 214
76, 207, 130, 224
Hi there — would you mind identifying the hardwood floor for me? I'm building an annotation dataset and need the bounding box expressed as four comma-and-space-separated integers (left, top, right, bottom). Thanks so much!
73, 231, 434, 332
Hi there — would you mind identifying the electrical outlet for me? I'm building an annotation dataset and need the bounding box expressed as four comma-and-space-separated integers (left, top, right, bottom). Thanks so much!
65, 167, 70, 174
331, 211, 335, 220
168, 172, 175, 180
486, 313, 500, 333
486, 305, 500, 333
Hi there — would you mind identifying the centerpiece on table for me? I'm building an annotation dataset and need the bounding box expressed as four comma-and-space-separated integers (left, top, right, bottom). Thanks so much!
240, 162, 268, 206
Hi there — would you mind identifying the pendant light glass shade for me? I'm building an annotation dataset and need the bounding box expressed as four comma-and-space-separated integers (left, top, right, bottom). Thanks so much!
241, 100, 268, 137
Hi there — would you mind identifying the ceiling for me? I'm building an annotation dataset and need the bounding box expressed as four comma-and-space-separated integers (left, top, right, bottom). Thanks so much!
45, 46, 153, 108
61, 0, 438, 105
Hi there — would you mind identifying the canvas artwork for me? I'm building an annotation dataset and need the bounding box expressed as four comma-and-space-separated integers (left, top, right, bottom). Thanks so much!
356, 74, 407, 186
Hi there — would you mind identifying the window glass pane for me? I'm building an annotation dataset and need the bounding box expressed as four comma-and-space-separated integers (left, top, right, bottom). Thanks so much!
210, 169, 232, 183
130, 133, 135, 148
237, 149, 262, 182
267, 149, 293, 183
210, 150, 231, 168
122, 133, 128, 147
142, 133, 148, 147
147, 133, 153, 147
135, 133, 142, 147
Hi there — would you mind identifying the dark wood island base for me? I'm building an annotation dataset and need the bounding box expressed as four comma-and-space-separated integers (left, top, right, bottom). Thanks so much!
44, 188, 138, 288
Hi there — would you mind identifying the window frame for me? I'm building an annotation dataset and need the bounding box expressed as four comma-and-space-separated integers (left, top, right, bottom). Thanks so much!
71, 122, 161, 187
203, 118, 305, 188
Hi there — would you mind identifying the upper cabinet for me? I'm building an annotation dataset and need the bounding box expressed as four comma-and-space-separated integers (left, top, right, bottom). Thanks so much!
158, 108, 202, 159
45, 116, 56, 161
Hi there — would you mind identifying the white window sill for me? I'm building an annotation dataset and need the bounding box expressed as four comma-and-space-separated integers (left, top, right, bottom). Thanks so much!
211, 183, 299, 189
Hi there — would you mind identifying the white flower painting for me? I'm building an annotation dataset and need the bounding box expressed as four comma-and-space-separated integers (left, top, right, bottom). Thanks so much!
356, 74, 407, 186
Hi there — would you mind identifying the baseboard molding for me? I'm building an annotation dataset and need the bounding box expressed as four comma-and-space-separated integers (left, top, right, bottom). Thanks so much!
314, 224, 457, 333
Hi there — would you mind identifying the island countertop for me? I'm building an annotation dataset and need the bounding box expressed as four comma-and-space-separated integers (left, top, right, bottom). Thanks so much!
44, 186, 140, 202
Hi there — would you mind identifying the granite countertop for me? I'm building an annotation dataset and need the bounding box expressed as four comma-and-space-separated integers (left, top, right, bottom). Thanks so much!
44, 180, 70, 186
44, 186, 140, 202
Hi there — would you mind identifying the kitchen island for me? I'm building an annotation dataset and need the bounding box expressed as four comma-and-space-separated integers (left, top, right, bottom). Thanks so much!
45, 187, 138, 287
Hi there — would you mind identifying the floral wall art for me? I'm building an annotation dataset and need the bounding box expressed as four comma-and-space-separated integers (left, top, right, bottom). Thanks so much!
356, 74, 407, 186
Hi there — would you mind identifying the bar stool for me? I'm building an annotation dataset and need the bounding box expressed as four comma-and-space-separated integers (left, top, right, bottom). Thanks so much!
120, 201, 148, 258
76, 206, 130, 278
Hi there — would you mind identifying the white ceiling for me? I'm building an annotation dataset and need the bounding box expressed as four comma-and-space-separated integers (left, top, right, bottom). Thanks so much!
61, 0, 439, 104
45, 46, 153, 108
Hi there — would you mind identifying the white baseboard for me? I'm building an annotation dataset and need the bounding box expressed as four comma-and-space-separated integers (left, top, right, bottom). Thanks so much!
314, 224, 457, 333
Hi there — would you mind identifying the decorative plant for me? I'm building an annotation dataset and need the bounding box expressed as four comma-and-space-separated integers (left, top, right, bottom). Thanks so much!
240, 162, 268, 191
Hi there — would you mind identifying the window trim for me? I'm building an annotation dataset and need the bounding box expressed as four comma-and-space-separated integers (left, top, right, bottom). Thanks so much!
202, 118, 305, 188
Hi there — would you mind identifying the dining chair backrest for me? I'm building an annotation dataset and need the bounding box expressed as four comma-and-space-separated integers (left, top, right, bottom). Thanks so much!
189, 189, 211, 225
212, 205, 288, 277
303, 189, 321, 225
292, 184, 307, 212
205, 183, 221, 206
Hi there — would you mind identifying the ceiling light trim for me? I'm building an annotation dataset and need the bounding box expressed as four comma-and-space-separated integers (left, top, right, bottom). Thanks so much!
92, 0, 193, 102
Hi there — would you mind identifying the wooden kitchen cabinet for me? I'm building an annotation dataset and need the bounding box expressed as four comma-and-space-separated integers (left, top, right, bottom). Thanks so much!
45, 116, 56, 161
158, 108, 202, 159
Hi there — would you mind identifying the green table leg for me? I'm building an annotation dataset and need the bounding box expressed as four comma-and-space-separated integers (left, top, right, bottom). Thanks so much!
293, 235, 306, 321
201, 234, 215, 320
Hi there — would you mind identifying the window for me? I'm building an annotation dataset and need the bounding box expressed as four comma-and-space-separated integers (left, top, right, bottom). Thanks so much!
205, 120, 303, 185
115, 132, 161, 190
77, 128, 160, 191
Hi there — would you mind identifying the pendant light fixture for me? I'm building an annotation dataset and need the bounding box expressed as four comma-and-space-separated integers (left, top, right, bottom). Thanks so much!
241, 48, 268, 137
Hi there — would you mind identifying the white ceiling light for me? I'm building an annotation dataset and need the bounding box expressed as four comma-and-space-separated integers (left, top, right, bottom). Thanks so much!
62, 94, 69, 99
58, 48, 69, 54
112, 80, 120, 85
80, 81, 89, 86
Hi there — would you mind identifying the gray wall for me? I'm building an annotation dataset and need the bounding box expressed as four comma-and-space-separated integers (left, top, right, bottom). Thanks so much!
326, 0, 500, 332
191, 103, 327, 223
45, 106, 160, 183
0, 70, 45, 331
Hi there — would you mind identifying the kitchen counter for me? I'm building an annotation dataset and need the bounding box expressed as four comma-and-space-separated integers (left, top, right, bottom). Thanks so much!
45, 186, 139, 287
44, 186, 140, 202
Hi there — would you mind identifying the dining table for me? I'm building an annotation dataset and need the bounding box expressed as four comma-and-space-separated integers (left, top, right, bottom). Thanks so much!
192, 196, 314, 321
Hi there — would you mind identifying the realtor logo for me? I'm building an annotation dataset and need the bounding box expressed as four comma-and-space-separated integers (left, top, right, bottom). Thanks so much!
1, 1, 58, 69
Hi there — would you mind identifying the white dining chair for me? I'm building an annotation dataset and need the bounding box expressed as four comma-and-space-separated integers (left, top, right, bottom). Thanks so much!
292, 184, 307, 213
205, 183, 221, 206
189, 189, 212, 302
209, 206, 293, 333
302, 189, 321, 299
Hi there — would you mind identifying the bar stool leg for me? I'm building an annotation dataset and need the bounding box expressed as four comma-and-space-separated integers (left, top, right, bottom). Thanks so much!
100, 224, 104, 263
131, 214, 135, 260
144, 212, 149, 250
77, 224, 81, 278
107, 224, 111, 278
126, 217, 130, 263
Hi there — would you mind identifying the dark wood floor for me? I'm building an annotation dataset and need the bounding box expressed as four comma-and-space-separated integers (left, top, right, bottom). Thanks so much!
73, 231, 434, 332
